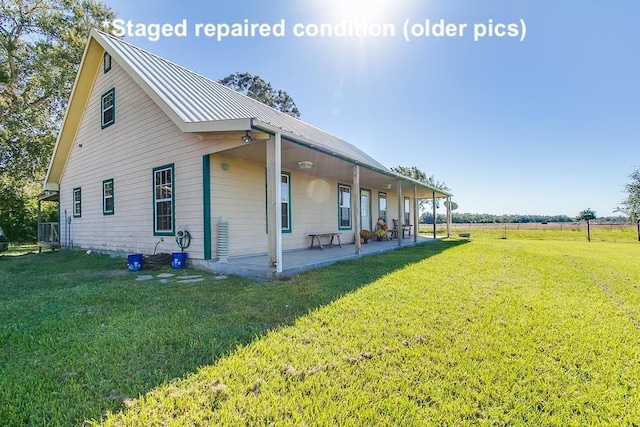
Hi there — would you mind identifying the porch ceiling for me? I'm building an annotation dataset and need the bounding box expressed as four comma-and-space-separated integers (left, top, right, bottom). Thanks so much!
218, 138, 448, 199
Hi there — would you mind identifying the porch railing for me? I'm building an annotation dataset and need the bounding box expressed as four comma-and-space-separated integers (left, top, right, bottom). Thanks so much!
38, 222, 60, 246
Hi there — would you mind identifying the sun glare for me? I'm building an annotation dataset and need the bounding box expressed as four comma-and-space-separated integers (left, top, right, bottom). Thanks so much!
323, 0, 397, 23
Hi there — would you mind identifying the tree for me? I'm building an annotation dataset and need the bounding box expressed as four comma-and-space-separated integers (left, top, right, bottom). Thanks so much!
576, 208, 597, 242
0, 0, 115, 242
218, 72, 300, 118
617, 168, 640, 241
390, 165, 450, 211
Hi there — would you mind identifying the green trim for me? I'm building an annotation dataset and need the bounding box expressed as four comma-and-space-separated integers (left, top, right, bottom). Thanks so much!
103, 52, 112, 73
338, 183, 352, 230
102, 178, 114, 215
378, 192, 387, 221
281, 171, 292, 233
100, 87, 115, 129
202, 155, 212, 260
152, 164, 175, 236
72, 187, 81, 218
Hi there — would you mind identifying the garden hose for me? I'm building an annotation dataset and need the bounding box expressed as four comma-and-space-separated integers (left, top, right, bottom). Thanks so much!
144, 252, 172, 269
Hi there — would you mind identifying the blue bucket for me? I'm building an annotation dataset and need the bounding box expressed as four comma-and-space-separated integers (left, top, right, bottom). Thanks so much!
127, 254, 143, 272
171, 252, 187, 269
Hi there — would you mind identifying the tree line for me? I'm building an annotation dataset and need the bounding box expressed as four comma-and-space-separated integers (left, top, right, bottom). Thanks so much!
420, 212, 629, 224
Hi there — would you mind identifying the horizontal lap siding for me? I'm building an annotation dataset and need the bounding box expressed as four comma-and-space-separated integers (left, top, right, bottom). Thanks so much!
210, 154, 268, 257
59, 58, 211, 258
210, 157, 355, 258
288, 173, 350, 248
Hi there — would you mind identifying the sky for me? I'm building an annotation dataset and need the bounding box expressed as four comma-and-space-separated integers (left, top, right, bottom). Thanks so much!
100, 0, 640, 217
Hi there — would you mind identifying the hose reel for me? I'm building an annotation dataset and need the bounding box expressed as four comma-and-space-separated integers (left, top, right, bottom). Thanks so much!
175, 226, 191, 252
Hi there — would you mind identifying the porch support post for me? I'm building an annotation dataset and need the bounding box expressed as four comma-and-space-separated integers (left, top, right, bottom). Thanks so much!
446, 196, 452, 238
413, 185, 418, 243
397, 179, 403, 246
432, 191, 437, 239
37, 199, 42, 243
202, 154, 212, 260
266, 133, 283, 273
353, 165, 361, 254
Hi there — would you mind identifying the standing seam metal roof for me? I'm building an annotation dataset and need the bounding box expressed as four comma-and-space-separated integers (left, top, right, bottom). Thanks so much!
95, 30, 388, 171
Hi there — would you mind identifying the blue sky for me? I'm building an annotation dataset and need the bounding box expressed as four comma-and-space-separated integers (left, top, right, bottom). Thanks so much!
101, 0, 640, 217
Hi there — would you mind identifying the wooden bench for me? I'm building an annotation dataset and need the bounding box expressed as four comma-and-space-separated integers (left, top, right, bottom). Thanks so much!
308, 232, 342, 250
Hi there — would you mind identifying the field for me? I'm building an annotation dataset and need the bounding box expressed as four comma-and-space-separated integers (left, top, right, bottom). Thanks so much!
423, 222, 639, 242
2, 231, 640, 425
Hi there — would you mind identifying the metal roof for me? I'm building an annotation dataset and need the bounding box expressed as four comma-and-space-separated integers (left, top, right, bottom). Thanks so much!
93, 30, 451, 197
95, 30, 388, 171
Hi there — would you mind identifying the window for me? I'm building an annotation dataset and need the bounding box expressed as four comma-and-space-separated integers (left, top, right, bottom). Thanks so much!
101, 88, 115, 128
404, 197, 411, 225
153, 165, 174, 235
103, 52, 112, 73
281, 172, 291, 232
338, 184, 351, 229
103, 179, 114, 215
378, 192, 387, 221
73, 188, 81, 218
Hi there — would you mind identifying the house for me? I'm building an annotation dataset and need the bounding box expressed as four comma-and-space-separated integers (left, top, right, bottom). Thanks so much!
41, 29, 452, 278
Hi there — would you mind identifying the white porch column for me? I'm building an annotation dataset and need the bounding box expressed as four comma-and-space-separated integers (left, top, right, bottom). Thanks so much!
413, 185, 418, 243
266, 133, 283, 273
432, 191, 437, 239
353, 165, 361, 254
446, 196, 452, 238
397, 179, 403, 246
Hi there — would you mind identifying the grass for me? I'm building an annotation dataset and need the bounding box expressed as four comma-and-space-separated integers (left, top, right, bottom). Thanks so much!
2, 236, 640, 425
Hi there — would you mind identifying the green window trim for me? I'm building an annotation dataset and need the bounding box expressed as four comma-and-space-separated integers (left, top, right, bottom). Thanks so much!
103, 52, 112, 73
101, 88, 115, 129
153, 164, 175, 236
338, 184, 352, 230
378, 192, 387, 221
281, 172, 292, 233
72, 187, 81, 218
265, 171, 292, 233
103, 179, 114, 215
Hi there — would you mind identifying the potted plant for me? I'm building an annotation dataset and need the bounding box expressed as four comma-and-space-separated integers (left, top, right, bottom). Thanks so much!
374, 217, 388, 240
360, 229, 373, 243
374, 228, 388, 241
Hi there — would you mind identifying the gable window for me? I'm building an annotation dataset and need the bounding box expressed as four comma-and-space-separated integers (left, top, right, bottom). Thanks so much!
338, 184, 351, 229
153, 164, 174, 235
103, 179, 114, 215
404, 197, 411, 225
281, 172, 291, 232
378, 192, 387, 221
73, 188, 82, 218
101, 88, 115, 128
103, 52, 112, 73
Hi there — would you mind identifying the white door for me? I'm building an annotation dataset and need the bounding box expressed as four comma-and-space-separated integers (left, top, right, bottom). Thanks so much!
360, 189, 371, 230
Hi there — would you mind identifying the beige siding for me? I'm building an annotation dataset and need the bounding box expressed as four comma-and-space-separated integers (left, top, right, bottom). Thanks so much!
59, 57, 211, 258
58, 52, 410, 260
209, 155, 355, 258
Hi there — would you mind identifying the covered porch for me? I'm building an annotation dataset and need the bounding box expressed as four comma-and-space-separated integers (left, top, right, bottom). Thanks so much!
193, 233, 441, 280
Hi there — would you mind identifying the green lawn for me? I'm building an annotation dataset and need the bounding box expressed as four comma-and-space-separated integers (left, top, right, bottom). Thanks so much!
2, 237, 640, 425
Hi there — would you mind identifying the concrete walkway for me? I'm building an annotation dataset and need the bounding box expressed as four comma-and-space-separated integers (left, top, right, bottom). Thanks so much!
192, 234, 442, 280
